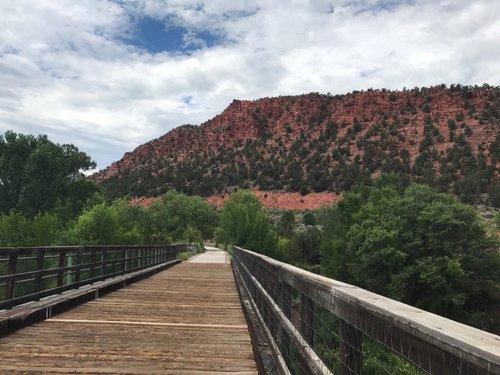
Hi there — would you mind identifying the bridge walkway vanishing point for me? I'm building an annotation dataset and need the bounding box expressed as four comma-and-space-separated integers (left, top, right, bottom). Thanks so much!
0, 248, 258, 374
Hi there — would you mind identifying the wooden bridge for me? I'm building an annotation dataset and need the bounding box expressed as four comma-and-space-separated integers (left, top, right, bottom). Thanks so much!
0, 245, 499, 374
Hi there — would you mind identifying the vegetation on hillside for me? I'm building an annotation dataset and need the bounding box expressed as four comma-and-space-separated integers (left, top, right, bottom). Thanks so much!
96, 85, 500, 207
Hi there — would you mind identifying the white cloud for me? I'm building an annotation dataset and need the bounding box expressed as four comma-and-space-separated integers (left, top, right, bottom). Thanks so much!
0, 0, 499, 169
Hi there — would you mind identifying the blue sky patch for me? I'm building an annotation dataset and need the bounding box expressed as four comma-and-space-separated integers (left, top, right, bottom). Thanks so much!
353, 0, 415, 14
125, 17, 222, 54
182, 96, 193, 105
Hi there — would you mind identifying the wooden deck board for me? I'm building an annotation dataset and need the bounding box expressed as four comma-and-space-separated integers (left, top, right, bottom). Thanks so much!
0, 262, 258, 374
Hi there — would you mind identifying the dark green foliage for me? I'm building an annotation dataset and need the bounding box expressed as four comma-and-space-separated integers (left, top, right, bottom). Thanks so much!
0, 131, 98, 218
303, 211, 317, 226
489, 135, 500, 163
276, 211, 295, 237
288, 226, 322, 265
320, 183, 500, 332
487, 181, 500, 207
353, 119, 362, 133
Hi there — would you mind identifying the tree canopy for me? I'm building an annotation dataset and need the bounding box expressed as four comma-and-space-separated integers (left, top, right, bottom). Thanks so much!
320, 183, 500, 331
144, 191, 219, 244
216, 190, 277, 256
0, 131, 98, 218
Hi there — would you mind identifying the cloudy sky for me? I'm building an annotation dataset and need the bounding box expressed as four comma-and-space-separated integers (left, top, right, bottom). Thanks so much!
1, 0, 499, 170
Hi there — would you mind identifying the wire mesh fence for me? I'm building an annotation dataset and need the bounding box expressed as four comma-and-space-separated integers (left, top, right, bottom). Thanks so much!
233, 246, 500, 375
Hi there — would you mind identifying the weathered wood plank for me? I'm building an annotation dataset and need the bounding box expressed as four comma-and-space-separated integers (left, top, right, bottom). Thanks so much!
0, 262, 257, 374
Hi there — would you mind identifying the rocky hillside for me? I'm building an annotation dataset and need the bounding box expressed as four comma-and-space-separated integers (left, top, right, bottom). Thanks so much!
93, 84, 500, 206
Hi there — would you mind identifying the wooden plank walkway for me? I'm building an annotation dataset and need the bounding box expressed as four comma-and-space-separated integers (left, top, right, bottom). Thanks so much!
0, 249, 258, 374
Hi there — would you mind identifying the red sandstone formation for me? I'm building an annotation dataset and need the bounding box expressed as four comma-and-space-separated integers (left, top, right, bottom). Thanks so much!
130, 191, 342, 211
93, 85, 500, 208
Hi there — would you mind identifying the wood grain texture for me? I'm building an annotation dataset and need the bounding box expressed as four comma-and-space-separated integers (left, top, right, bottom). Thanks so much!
0, 262, 258, 374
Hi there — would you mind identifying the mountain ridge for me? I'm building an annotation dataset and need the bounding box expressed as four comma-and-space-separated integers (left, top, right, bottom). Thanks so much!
93, 84, 500, 206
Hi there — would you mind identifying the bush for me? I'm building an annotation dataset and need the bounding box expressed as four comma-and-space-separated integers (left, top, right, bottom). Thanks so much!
320, 183, 500, 331
216, 190, 277, 256
0, 212, 62, 246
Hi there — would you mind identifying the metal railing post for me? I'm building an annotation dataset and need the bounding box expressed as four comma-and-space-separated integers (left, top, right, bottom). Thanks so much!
278, 277, 292, 370
300, 293, 315, 345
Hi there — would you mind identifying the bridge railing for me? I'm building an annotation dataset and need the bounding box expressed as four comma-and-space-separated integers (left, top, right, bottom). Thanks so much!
232, 246, 500, 375
0, 244, 186, 310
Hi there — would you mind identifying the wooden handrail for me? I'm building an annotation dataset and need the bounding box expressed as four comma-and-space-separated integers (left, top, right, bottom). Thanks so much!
0, 244, 186, 310
232, 246, 500, 375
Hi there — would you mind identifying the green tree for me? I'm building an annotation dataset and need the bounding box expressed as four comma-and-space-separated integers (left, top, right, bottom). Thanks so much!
144, 192, 218, 243
303, 211, 317, 226
0, 131, 98, 218
276, 211, 295, 237
0, 212, 32, 246
110, 199, 146, 244
289, 226, 322, 265
68, 203, 121, 245
31, 213, 62, 246
321, 183, 500, 331
0, 211, 61, 246
216, 190, 277, 255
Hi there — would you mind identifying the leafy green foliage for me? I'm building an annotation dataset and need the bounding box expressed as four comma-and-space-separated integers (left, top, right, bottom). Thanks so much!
288, 226, 322, 266
1, 189, 218, 247
62, 191, 218, 246
0, 212, 62, 246
216, 190, 277, 256
68, 203, 127, 245
320, 183, 500, 331
144, 192, 218, 244
303, 211, 317, 226
0, 131, 98, 218
276, 211, 295, 237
